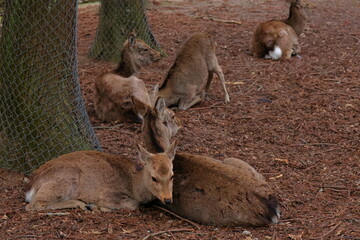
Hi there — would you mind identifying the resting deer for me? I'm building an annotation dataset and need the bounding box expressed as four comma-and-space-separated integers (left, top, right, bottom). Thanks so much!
156, 33, 230, 110
250, 0, 309, 60
94, 32, 161, 122
25, 142, 177, 211
142, 104, 280, 227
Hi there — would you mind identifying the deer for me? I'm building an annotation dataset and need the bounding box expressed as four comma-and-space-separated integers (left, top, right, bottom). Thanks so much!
283, 0, 310, 36
156, 32, 230, 110
142, 102, 280, 227
250, 0, 309, 60
25, 142, 177, 212
94, 32, 161, 123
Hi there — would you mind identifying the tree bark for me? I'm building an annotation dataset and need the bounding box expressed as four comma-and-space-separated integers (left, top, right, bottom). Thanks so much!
89, 0, 159, 62
0, 0, 100, 173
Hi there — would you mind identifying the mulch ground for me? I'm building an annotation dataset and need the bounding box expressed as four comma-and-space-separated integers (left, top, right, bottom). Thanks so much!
1, 0, 359, 239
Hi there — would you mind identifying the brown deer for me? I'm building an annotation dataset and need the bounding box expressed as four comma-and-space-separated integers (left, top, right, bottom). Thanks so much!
250, 0, 309, 60
25, 142, 177, 211
141, 97, 182, 154
284, 0, 310, 36
94, 32, 161, 122
142, 104, 280, 227
156, 33, 230, 110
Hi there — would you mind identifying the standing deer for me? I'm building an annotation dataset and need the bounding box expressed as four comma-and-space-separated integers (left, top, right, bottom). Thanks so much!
156, 33, 230, 110
142, 103, 280, 227
25, 142, 177, 211
250, 0, 309, 60
94, 32, 161, 122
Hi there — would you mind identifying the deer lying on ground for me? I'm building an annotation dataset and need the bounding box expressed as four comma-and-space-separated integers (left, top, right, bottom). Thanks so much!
156, 33, 230, 110
142, 104, 280, 227
25, 142, 177, 211
94, 32, 161, 122
250, 0, 309, 60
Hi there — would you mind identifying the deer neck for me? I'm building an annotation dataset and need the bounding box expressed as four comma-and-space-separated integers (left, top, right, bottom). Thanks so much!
131, 171, 156, 204
114, 50, 140, 77
142, 114, 170, 154
285, 6, 306, 36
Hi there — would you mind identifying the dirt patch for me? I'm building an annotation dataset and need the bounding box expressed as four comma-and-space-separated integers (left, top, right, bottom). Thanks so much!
1, 0, 359, 239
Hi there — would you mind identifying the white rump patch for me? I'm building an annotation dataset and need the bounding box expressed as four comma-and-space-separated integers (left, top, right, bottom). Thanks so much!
272, 207, 281, 224
25, 188, 35, 203
268, 45, 282, 60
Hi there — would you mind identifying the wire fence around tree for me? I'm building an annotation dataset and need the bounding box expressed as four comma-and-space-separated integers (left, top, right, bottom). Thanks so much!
0, 0, 102, 174
0, 0, 159, 174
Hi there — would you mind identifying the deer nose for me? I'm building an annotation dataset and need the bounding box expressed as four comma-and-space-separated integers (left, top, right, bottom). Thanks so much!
164, 198, 172, 204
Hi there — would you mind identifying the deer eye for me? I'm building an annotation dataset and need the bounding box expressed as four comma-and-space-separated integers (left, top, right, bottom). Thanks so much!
151, 177, 158, 183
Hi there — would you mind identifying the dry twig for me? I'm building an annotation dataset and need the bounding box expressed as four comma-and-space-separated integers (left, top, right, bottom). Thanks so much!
153, 206, 201, 230
311, 222, 342, 239
198, 16, 242, 25
142, 228, 193, 240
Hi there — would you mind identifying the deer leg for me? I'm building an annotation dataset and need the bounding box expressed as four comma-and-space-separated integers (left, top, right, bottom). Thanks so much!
205, 72, 214, 95
178, 94, 203, 110
26, 199, 88, 211
93, 194, 140, 211
213, 65, 230, 103
282, 49, 293, 59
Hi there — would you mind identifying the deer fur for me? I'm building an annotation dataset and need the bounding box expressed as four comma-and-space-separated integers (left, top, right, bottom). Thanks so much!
94, 33, 161, 122
141, 97, 182, 154
25, 143, 177, 211
141, 103, 280, 227
284, 0, 310, 36
156, 33, 230, 110
250, 0, 309, 60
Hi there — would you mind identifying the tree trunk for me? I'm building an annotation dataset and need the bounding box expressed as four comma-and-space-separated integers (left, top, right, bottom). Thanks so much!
0, 0, 101, 173
89, 0, 159, 62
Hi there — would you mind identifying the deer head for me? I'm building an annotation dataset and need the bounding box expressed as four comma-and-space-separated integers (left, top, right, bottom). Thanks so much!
136, 141, 177, 204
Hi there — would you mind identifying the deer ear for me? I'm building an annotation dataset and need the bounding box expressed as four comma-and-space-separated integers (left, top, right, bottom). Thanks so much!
129, 31, 137, 45
137, 144, 153, 163
131, 96, 149, 121
154, 97, 166, 118
165, 140, 177, 161
149, 84, 159, 107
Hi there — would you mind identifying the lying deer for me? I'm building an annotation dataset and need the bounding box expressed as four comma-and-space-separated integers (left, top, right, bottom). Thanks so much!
156, 33, 230, 110
250, 0, 309, 60
25, 142, 177, 211
142, 103, 280, 227
94, 32, 161, 122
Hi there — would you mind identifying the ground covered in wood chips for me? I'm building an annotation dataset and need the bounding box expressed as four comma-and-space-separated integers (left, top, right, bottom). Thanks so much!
1, 0, 359, 239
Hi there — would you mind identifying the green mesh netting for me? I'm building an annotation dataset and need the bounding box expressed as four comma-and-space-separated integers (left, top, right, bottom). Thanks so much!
0, 0, 159, 174
0, 0, 101, 174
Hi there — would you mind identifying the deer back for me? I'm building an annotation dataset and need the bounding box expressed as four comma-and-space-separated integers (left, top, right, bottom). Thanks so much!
94, 75, 151, 122
165, 153, 280, 227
